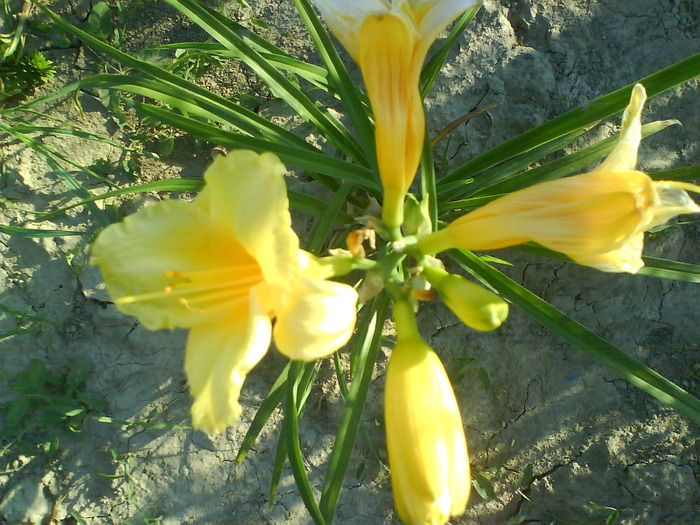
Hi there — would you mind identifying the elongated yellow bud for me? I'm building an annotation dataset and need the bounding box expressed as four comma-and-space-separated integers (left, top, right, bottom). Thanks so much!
313, 0, 482, 231
386, 301, 470, 525
422, 264, 508, 331
417, 85, 700, 273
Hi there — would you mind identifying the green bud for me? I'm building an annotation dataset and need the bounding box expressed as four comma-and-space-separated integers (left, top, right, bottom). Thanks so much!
423, 265, 508, 331
403, 194, 432, 237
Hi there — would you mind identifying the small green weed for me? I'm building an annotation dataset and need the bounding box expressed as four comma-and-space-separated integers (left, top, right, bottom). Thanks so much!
0, 357, 106, 459
99, 447, 164, 525
0, 303, 57, 340
0, 1, 55, 104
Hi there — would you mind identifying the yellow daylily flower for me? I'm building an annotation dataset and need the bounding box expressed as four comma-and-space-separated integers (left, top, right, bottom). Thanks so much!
92, 150, 358, 434
385, 300, 470, 525
314, 0, 481, 230
418, 84, 700, 273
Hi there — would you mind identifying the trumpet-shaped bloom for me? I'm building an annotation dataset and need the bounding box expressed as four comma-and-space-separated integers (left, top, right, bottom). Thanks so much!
92, 150, 358, 434
314, 0, 481, 230
422, 264, 508, 331
418, 84, 700, 273
385, 300, 470, 525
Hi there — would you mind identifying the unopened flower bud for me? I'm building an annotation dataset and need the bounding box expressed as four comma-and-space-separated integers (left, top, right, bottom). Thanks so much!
423, 264, 508, 331
404, 193, 432, 237
386, 300, 470, 525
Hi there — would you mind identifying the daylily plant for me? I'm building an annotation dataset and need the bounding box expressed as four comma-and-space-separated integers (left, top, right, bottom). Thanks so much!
92, 150, 358, 434
314, 0, 481, 232
77, 0, 700, 521
417, 84, 700, 273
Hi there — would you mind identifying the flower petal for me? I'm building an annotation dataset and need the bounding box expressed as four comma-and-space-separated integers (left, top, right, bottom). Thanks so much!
273, 275, 358, 361
185, 291, 272, 434
197, 150, 300, 292
647, 182, 700, 230
357, 11, 425, 227
92, 200, 261, 330
313, 0, 390, 58
411, 0, 481, 47
464, 170, 654, 221
572, 233, 644, 273
595, 83, 645, 174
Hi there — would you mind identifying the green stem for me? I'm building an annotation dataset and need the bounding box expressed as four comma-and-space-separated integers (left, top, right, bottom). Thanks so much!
392, 300, 420, 341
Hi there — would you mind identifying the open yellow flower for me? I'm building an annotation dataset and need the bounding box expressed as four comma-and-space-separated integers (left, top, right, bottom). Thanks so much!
314, 0, 481, 230
385, 300, 470, 525
418, 84, 700, 273
92, 150, 358, 434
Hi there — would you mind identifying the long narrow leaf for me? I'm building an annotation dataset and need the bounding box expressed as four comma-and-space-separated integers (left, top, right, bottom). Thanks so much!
155, 42, 331, 90
163, 0, 366, 165
514, 244, 700, 284
290, 0, 376, 168
420, 131, 438, 231
268, 430, 289, 505
466, 120, 678, 199
438, 53, 700, 189
38, 175, 344, 223
0, 225, 85, 238
131, 101, 377, 191
4, 125, 118, 187
2, 121, 128, 150
35, 7, 313, 150
649, 166, 700, 182
307, 182, 354, 254
319, 293, 390, 522
236, 363, 290, 464
451, 249, 700, 425
285, 361, 326, 525
437, 127, 589, 198
0, 121, 108, 226
77, 73, 309, 148
638, 257, 700, 283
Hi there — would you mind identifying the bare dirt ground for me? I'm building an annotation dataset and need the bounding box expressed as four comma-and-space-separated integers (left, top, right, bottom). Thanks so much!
1, 1, 698, 524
